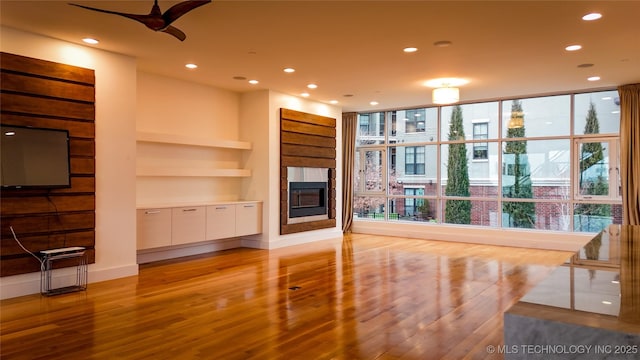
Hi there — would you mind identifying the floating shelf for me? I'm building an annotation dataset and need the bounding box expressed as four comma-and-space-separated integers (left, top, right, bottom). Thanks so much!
137, 167, 251, 178
136, 131, 252, 150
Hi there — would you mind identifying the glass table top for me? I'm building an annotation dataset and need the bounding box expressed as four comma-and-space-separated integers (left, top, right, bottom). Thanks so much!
520, 225, 640, 326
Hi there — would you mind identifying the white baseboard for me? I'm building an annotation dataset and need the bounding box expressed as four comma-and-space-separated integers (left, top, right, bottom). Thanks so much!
0, 263, 139, 300
255, 228, 344, 249
352, 220, 593, 252
137, 238, 242, 264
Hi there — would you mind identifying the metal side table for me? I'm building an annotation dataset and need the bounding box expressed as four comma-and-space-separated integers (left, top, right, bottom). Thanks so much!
40, 247, 87, 296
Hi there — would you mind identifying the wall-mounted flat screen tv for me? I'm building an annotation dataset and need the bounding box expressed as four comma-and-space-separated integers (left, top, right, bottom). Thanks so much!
1, 125, 71, 188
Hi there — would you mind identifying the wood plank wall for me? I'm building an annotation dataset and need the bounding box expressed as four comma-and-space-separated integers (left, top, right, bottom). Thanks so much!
0, 52, 96, 277
280, 108, 336, 234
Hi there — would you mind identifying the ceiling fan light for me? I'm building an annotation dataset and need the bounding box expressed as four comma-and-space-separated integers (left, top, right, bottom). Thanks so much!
432, 87, 459, 104
82, 38, 99, 44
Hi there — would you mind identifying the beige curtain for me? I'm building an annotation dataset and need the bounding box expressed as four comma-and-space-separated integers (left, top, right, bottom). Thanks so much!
618, 83, 640, 225
342, 112, 358, 233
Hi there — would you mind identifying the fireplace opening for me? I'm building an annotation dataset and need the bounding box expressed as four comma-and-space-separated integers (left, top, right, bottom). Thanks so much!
289, 181, 327, 218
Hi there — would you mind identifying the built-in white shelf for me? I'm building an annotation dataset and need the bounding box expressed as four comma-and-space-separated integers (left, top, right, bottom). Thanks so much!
136, 131, 252, 150
137, 167, 251, 178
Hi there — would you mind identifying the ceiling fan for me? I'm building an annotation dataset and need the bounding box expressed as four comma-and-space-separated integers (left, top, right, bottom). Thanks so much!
69, 0, 212, 41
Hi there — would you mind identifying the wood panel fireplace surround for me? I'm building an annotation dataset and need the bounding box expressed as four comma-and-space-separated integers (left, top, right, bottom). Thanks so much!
280, 109, 336, 235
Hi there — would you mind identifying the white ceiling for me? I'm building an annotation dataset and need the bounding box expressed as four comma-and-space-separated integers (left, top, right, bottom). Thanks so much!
1, 0, 639, 112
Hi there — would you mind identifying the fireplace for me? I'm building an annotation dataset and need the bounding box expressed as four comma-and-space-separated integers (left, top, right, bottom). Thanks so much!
289, 182, 327, 218
287, 167, 329, 224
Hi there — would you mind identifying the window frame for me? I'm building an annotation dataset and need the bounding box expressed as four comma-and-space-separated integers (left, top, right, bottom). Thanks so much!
573, 136, 621, 201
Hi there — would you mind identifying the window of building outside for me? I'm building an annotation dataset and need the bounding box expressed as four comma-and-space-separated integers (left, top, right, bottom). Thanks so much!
405, 146, 425, 175
405, 108, 426, 133
473, 122, 489, 160
353, 90, 621, 234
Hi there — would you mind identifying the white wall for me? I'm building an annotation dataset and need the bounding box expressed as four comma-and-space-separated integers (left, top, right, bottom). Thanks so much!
136, 72, 244, 205
0, 26, 138, 299
240, 90, 343, 249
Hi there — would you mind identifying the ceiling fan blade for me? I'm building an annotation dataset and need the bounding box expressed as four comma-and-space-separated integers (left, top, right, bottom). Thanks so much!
161, 25, 187, 41
162, 0, 211, 26
69, 3, 155, 28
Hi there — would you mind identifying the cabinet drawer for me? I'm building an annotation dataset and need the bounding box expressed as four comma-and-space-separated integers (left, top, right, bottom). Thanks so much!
137, 208, 172, 250
171, 206, 206, 245
235, 202, 262, 237
206, 205, 236, 240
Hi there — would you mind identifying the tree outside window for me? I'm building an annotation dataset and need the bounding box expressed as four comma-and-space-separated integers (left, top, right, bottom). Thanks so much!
444, 105, 471, 224
502, 100, 536, 228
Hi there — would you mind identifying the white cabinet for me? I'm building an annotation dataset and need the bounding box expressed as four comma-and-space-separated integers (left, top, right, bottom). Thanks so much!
137, 208, 172, 250
206, 204, 236, 240
171, 206, 206, 245
235, 202, 262, 237
137, 202, 262, 251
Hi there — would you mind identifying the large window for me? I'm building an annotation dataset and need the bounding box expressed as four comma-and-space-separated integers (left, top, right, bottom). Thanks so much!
354, 90, 621, 233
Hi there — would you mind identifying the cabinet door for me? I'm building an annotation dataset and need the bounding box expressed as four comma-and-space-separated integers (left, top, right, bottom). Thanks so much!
137, 209, 172, 250
235, 202, 262, 236
206, 204, 236, 240
171, 206, 206, 245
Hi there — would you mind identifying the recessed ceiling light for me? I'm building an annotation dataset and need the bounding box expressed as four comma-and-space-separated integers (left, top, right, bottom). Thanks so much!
82, 38, 99, 45
433, 40, 452, 47
300, 92, 310, 97
307, 83, 318, 89
185, 63, 198, 69
582, 13, 602, 21
370, 101, 379, 106
587, 76, 601, 81
329, 100, 339, 104
403, 47, 418, 53
565, 44, 582, 51
284, 68, 295, 73
248, 79, 259, 85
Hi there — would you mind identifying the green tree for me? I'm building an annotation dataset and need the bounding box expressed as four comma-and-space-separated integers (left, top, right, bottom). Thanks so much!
502, 100, 535, 228
576, 101, 610, 231
580, 102, 604, 173
444, 105, 471, 224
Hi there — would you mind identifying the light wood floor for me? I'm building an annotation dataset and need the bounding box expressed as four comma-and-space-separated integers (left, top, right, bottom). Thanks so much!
1, 234, 572, 360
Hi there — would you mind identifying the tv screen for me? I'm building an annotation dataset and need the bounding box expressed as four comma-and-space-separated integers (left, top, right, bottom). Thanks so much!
1, 125, 71, 188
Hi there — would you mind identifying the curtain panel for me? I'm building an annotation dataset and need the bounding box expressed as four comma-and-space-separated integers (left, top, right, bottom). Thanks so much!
618, 83, 640, 225
342, 112, 357, 233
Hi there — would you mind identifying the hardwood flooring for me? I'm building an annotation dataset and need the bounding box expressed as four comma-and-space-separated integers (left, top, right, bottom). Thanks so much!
0, 234, 572, 359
